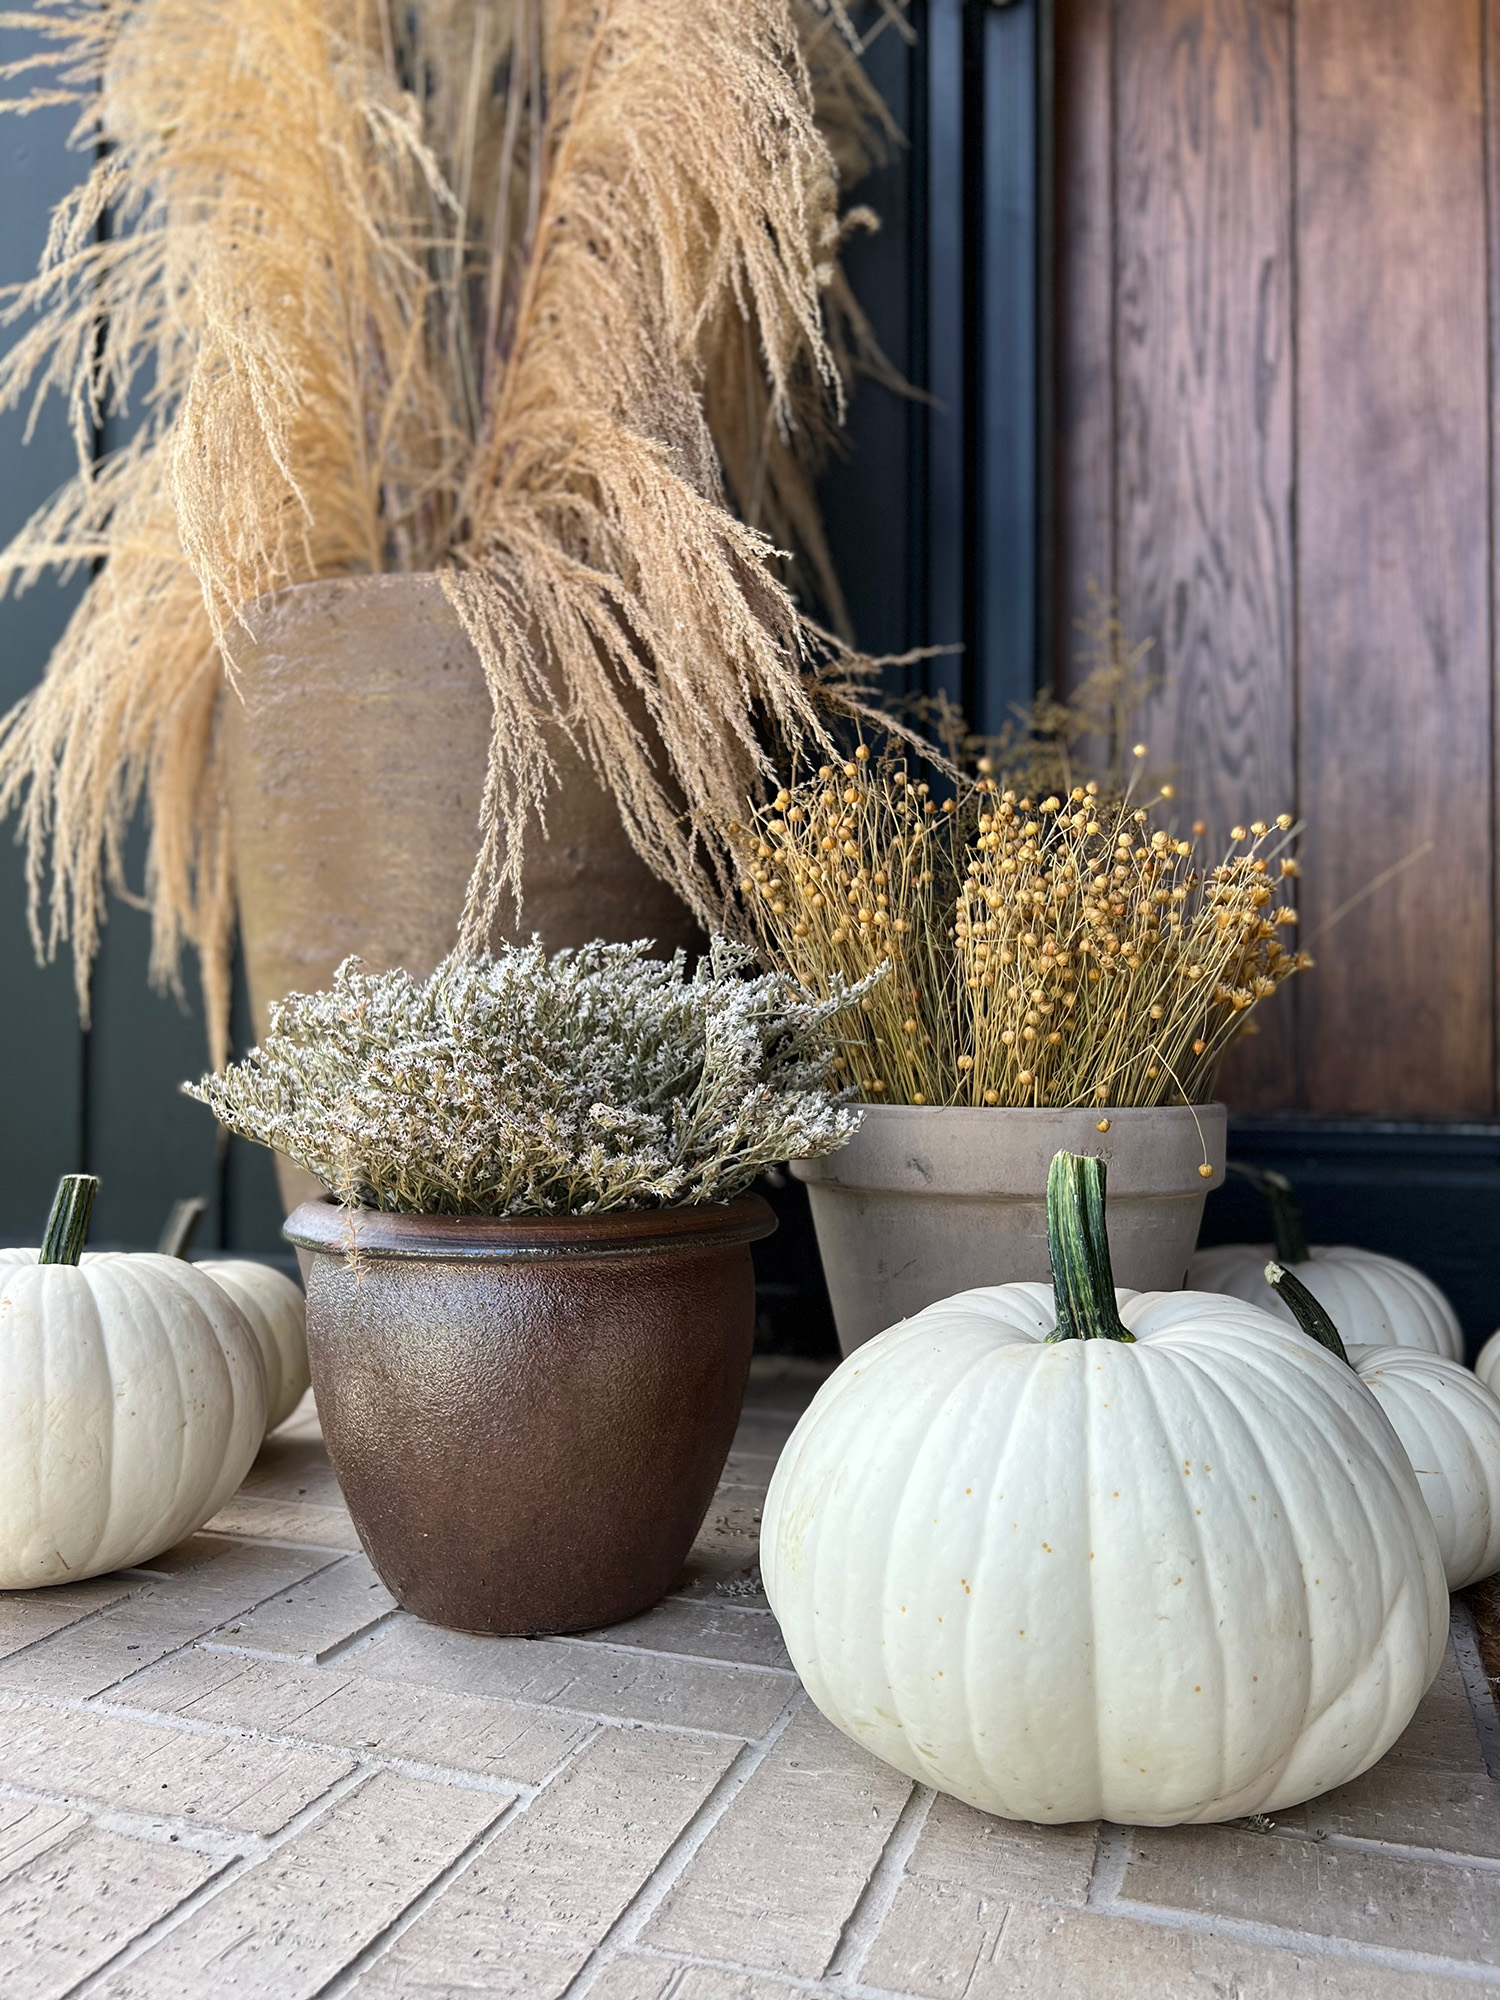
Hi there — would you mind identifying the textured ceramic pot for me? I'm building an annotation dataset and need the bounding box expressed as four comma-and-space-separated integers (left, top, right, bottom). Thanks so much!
224, 574, 702, 1211
284, 1195, 775, 1635
792, 1103, 1227, 1355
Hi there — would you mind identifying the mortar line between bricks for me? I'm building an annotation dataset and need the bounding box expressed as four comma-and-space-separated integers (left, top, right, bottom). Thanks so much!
309, 1605, 408, 1668
546, 1631, 796, 1679
1265, 1822, 1500, 1874
1103, 1894, 1500, 1985
62, 1764, 396, 2000
1453, 1597, 1500, 1781
824, 1783, 936, 1981
561, 1686, 810, 2000
180, 1530, 362, 1556
312, 1723, 612, 2000
1085, 1819, 1132, 1904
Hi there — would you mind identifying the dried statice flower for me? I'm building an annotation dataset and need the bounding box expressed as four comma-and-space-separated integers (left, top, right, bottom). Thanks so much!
185, 939, 867, 1216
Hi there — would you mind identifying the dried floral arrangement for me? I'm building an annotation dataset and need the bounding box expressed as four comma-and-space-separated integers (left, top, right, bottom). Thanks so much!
186, 940, 865, 1214
731, 748, 1311, 1110
0, 0, 910, 1060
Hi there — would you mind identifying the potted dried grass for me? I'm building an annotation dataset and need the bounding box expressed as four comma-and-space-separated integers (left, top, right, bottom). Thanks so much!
187, 938, 861, 1635
0, 1, 900, 1148
734, 736, 1313, 1352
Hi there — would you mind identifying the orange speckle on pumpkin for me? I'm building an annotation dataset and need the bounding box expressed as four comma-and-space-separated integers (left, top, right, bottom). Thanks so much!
961, 1579, 971, 1593
1041, 1542, 1052, 1553
1194, 1685, 1202, 1693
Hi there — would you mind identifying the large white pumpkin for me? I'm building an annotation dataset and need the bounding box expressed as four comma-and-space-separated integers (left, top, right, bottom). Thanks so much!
197, 1261, 309, 1432
1346, 1345, 1500, 1591
1476, 1329, 1500, 1397
0, 1180, 267, 1587
1189, 1242, 1464, 1361
763, 1156, 1447, 1827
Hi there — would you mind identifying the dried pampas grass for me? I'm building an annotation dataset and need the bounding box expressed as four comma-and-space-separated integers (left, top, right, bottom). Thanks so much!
0, 0, 906, 1059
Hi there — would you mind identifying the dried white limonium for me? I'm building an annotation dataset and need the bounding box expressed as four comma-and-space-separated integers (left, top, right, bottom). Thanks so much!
186, 940, 867, 1216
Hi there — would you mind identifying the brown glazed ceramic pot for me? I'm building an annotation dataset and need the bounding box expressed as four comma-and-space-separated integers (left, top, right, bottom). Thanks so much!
283, 1195, 776, 1636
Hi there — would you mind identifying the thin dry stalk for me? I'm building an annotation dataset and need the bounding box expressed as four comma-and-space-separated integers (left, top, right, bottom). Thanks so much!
0, 0, 903, 1059
733, 745, 1312, 1109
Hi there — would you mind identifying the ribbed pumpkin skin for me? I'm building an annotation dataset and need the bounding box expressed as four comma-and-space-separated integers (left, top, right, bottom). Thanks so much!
1476, 1330, 1500, 1398
198, 1261, 309, 1432
762, 1284, 1447, 1827
1188, 1245, 1463, 1361
1349, 1345, 1500, 1590
0, 1254, 266, 1587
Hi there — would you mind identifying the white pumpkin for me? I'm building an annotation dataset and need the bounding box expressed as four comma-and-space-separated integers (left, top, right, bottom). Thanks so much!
0, 1179, 267, 1587
1189, 1242, 1464, 1361
762, 1154, 1447, 1828
1345, 1346, 1500, 1591
1189, 1166, 1463, 1360
196, 1261, 309, 1432
1476, 1329, 1500, 1397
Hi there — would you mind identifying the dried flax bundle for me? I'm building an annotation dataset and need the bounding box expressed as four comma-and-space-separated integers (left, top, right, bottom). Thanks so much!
733, 749, 1313, 1109
0, 0, 903, 1059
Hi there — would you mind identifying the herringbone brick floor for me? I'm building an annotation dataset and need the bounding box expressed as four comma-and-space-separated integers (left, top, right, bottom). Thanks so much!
1, 1359, 1497, 1997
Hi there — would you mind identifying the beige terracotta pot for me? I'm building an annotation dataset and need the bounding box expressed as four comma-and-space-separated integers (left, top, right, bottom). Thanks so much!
223, 574, 701, 1211
791, 1102, 1227, 1355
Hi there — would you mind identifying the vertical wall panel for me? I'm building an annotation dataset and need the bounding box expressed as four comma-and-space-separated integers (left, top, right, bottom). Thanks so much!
1295, 0, 1494, 1115
0, 29, 86, 1240
1052, 0, 1116, 669
1113, 0, 1297, 1108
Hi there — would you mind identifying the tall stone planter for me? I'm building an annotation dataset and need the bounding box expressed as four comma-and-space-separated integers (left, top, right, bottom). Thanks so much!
792, 1103, 1227, 1354
223, 574, 701, 1209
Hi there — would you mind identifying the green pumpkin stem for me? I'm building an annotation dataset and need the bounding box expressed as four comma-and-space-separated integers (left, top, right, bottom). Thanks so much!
1265, 1260, 1349, 1366
38, 1174, 99, 1267
157, 1196, 208, 1261
1262, 1171, 1311, 1266
1046, 1151, 1133, 1343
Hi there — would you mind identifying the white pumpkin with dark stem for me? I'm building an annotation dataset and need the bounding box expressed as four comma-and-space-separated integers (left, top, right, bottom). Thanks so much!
1188, 1167, 1463, 1360
0, 1176, 267, 1588
1265, 1263, 1500, 1592
762, 1152, 1447, 1827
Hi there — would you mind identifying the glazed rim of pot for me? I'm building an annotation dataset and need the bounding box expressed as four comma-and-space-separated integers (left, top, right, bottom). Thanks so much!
283, 1193, 777, 1262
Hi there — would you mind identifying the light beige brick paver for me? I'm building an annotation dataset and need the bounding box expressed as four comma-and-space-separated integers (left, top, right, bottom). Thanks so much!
1119, 1822, 1500, 1965
0, 1542, 343, 1698
349, 1617, 794, 1739
354, 1726, 739, 1997
0, 1692, 353, 1833
0, 1800, 89, 1877
117, 1646, 594, 1785
1276, 1758, 1500, 1858
203, 1551, 396, 1660
1384, 1648, 1490, 1772
95, 1770, 501, 2000
644, 1704, 912, 1980
902, 1790, 1098, 1906
0, 1577, 141, 1661
580, 1599, 791, 1671
0, 1825, 222, 2000
861, 1892, 1496, 2000
587, 1960, 803, 2000
203, 1493, 364, 1551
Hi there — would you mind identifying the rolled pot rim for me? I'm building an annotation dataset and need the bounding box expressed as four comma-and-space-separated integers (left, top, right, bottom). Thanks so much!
835, 1100, 1226, 1120
283, 1191, 777, 1262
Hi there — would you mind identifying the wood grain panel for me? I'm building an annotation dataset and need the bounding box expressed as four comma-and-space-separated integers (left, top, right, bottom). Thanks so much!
1113, 0, 1297, 1109
1295, 0, 1494, 1115
1050, 0, 1115, 686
